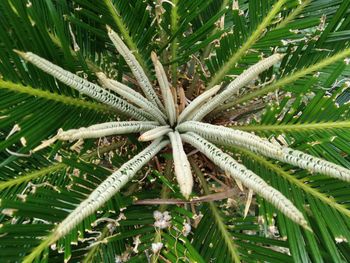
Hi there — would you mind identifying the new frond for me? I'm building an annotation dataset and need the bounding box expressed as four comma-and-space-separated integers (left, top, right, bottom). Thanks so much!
192, 54, 284, 121
107, 26, 165, 111
181, 132, 309, 229
178, 121, 350, 182
15, 50, 148, 121
24, 138, 168, 261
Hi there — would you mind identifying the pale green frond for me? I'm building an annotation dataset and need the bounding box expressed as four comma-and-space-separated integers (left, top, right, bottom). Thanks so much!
139, 126, 172, 142
102, 0, 150, 72
80, 121, 159, 132
181, 132, 309, 229
151, 51, 177, 126
33, 121, 158, 152
168, 131, 193, 199
56, 139, 167, 237
178, 85, 221, 123
241, 148, 350, 219
0, 80, 112, 113
96, 72, 167, 124
57, 121, 158, 141
178, 121, 350, 182
235, 121, 350, 132
222, 47, 350, 110
23, 138, 169, 262
192, 54, 284, 121
106, 27, 165, 110
14, 51, 148, 121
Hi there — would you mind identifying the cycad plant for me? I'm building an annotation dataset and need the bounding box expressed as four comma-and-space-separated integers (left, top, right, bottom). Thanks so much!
1, 1, 350, 262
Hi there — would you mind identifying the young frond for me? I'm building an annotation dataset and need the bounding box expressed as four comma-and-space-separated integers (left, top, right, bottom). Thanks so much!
178, 121, 350, 182
106, 26, 165, 111
181, 132, 309, 229
168, 131, 193, 199
177, 85, 221, 123
14, 50, 148, 121
57, 121, 158, 140
33, 121, 158, 152
96, 72, 167, 124
192, 54, 284, 121
151, 52, 177, 126
27, 138, 169, 255
139, 126, 172, 141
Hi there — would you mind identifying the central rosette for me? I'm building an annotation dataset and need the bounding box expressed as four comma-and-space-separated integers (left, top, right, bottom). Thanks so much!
22, 26, 350, 238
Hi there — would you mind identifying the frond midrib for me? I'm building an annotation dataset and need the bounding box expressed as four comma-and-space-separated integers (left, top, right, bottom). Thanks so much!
0, 80, 114, 113
234, 121, 350, 132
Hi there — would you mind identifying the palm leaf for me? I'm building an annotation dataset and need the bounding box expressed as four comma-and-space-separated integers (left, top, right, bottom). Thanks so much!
1, 0, 350, 262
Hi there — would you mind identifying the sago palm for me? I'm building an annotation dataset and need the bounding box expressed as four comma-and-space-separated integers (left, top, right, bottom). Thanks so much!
1, 1, 350, 262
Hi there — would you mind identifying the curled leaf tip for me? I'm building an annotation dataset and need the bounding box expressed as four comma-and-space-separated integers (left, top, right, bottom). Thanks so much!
32, 136, 58, 153
13, 49, 27, 59
95, 72, 108, 85
180, 183, 192, 200
276, 53, 285, 59
106, 25, 112, 32
95, 72, 105, 78
304, 224, 313, 233
150, 51, 158, 62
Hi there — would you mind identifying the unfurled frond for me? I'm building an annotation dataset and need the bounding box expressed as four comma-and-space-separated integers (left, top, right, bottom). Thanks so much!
106, 27, 165, 110
181, 132, 309, 229
190, 160, 242, 263
0, 80, 111, 113
14, 51, 148, 121
168, 131, 193, 199
178, 121, 350, 182
96, 72, 167, 124
139, 126, 172, 142
222, 47, 350, 110
192, 54, 284, 121
151, 52, 177, 126
23, 138, 169, 262
207, 0, 287, 87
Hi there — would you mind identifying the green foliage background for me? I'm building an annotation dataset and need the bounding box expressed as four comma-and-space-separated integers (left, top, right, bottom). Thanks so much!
0, 0, 350, 262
